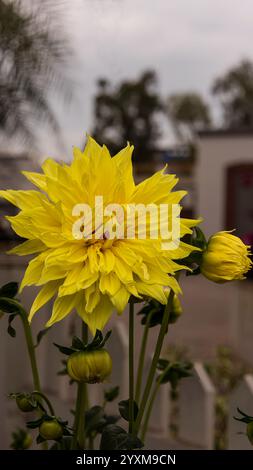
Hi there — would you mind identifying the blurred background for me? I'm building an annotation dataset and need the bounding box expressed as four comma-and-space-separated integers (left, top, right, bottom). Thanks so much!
1, 0, 253, 451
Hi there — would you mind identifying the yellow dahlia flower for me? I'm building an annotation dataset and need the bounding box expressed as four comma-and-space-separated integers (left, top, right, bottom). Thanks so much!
0, 136, 199, 334
201, 231, 252, 283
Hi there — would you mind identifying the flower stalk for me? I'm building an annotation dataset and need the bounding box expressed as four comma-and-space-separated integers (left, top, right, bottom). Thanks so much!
72, 321, 88, 449
134, 290, 174, 435
128, 300, 135, 435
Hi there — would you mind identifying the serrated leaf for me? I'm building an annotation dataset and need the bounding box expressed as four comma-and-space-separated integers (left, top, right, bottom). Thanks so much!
0, 282, 19, 299
118, 399, 138, 422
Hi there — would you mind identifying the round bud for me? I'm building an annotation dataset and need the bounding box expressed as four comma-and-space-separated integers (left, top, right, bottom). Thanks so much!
16, 395, 36, 413
39, 419, 63, 441
67, 349, 112, 384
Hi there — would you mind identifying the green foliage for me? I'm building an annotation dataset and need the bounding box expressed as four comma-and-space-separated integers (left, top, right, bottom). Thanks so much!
100, 424, 143, 450
0, 0, 69, 143
0, 281, 21, 337
92, 70, 162, 163
205, 346, 252, 450
156, 358, 192, 390
212, 59, 253, 129
11, 428, 32, 450
167, 92, 211, 142
104, 386, 120, 403
84, 406, 119, 438
118, 399, 139, 422
54, 329, 112, 356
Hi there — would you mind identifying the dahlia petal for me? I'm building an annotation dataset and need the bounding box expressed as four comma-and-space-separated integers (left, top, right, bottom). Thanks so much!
77, 294, 113, 336
29, 280, 61, 322
46, 294, 77, 327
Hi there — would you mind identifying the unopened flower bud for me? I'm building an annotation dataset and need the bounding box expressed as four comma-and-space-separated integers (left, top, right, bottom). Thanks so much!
67, 349, 112, 384
39, 419, 63, 441
16, 394, 36, 412
201, 231, 252, 283
169, 295, 183, 324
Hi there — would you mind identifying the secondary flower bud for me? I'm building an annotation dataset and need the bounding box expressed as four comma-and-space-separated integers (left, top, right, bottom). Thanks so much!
169, 295, 183, 324
201, 231, 252, 283
16, 394, 36, 412
39, 419, 63, 441
67, 349, 112, 384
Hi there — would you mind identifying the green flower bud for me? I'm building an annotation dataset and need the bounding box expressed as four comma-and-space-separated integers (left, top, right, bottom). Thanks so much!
16, 394, 36, 412
247, 421, 253, 445
169, 295, 183, 324
39, 419, 63, 441
23, 434, 33, 449
67, 349, 112, 383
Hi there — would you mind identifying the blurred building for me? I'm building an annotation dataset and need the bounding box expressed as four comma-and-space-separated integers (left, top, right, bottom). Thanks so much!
197, 129, 253, 240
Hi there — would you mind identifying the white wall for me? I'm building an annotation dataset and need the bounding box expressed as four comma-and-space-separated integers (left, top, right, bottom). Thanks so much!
196, 135, 253, 237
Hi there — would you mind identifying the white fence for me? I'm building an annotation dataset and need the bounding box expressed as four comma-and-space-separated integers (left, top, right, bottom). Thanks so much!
0, 256, 253, 450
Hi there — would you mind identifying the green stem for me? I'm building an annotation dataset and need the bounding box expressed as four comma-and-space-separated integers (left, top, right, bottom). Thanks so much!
5, 299, 47, 449
140, 381, 160, 442
135, 311, 153, 405
4, 299, 41, 391
72, 322, 88, 449
128, 300, 135, 434
31, 391, 55, 416
134, 290, 174, 435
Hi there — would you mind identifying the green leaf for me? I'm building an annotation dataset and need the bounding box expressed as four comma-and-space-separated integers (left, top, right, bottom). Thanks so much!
156, 359, 192, 389
7, 313, 18, 338
35, 327, 51, 348
0, 282, 19, 299
234, 408, 253, 424
53, 343, 75, 356
104, 386, 120, 403
85, 406, 105, 435
26, 417, 44, 429
138, 300, 165, 328
71, 336, 85, 350
99, 330, 112, 348
118, 399, 138, 422
100, 425, 143, 450
36, 434, 46, 444
0, 298, 19, 314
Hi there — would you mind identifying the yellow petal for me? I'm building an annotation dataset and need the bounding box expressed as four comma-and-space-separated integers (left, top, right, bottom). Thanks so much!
77, 294, 113, 335
7, 239, 47, 256
22, 171, 47, 191
29, 280, 61, 322
46, 294, 77, 327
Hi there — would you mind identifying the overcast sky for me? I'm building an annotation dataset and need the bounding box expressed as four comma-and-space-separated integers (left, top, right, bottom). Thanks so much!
26, 0, 253, 158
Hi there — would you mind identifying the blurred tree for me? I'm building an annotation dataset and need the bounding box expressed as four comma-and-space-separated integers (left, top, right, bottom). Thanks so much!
167, 92, 211, 143
0, 0, 69, 144
212, 60, 253, 129
92, 71, 162, 162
